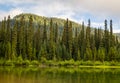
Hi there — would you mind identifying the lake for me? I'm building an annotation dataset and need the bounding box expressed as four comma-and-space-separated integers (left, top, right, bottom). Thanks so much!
0, 67, 120, 83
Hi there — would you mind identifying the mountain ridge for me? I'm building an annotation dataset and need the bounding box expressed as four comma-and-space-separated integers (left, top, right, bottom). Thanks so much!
13, 13, 81, 28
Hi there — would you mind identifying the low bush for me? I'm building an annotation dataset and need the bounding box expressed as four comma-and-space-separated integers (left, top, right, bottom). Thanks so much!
104, 61, 111, 66
31, 60, 39, 66
0, 60, 5, 66
23, 60, 30, 66
94, 61, 103, 66
83, 61, 94, 66
4, 60, 14, 66
110, 61, 117, 66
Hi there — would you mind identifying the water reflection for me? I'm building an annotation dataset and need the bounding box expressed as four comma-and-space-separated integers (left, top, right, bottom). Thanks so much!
0, 67, 120, 83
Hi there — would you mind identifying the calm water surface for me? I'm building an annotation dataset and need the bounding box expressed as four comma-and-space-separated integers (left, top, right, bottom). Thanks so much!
0, 67, 120, 83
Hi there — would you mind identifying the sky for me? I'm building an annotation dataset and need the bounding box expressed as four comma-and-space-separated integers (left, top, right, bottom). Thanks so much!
0, 0, 120, 33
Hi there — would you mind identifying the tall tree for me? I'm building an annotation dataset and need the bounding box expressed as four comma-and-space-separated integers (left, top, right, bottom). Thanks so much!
27, 16, 34, 60
11, 20, 18, 59
43, 19, 47, 42
54, 23, 58, 43
62, 19, 73, 59
34, 24, 41, 59
104, 19, 109, 60
85, 19, 92, 60
50, 18, 53, 41
6, 15, 11, 42
79, 22, 85, 60
110, 19, 114, 47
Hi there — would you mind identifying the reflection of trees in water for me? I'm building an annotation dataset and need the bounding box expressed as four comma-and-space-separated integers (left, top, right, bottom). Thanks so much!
0, 67, 120, 83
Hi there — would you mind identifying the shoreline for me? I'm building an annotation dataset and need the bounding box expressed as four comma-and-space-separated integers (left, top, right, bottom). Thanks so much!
1, 59, 120, 68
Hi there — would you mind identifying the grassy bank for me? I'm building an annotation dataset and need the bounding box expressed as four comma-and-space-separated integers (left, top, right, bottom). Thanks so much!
1, 58, 120, 67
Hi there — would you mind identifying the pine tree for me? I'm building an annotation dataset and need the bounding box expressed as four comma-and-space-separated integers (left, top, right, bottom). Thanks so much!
48, 18, 55, 60
85, 19, 92, 60
54, 23, 58, 43
5, 42, 11, 59
108, 47, 117, 61
5, 16, 12, 59
98, 47, 105, 62
34, 24, 41, 59
0, 18, 6, 58
110, 19, 114, 47
79, 22, 85, 60
104, 19, 110, 60
94, 28, 98, 49
11, 20, 18, 59
43, 19, 47, 42
50, 18, 53, 41
72, 28, 79, 61
6, 15, 11, 42
68, 21, 73, 58
62, 19, 72, 60
27, 16, 34, 60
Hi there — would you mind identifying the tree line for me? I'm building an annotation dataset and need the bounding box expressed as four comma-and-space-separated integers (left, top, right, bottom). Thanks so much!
0, 15, 120, 62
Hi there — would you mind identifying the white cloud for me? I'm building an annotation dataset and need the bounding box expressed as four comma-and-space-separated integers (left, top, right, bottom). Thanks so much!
91, 22, 104, 28
0, 0, 120, 32
0, 8, 23, 20
8, 8, 23, 18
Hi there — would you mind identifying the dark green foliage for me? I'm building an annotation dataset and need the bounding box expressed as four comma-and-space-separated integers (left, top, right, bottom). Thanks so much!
0, 14, 120, 63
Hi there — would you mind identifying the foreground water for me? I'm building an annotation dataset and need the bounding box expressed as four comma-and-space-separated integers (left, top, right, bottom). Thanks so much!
0, 67, 120, 83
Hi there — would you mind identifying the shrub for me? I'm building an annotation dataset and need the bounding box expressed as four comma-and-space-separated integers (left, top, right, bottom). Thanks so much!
0, 60, 5, 66
14, 56, 23, 66
110, 61, 117, 66
74, 61, 81, 66
104, 61, 111, 66
4, 60, 14, 66
84, 61, 94, 66
23, 60, 30, 66
41, 57, 47, 63
79, 60, 84, 65
94, 61, 103, 66
31, 60, 39, 66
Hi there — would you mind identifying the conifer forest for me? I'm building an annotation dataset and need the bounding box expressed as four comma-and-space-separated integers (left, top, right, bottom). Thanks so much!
0, 14, 120, 63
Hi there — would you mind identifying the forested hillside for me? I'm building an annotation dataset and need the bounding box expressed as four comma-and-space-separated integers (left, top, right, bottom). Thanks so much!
0, 13, 120, 63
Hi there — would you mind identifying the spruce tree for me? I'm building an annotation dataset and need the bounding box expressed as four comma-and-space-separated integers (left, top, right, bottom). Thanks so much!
11, 20, 18, 59
43, 19, 47, 42
27, 16, 34, 60
104, 19, 110, 60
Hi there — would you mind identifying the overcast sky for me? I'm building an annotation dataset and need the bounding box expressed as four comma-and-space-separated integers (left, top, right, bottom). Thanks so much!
0, 0, 120, 33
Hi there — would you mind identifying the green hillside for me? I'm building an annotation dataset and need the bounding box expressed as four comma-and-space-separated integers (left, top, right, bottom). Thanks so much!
14, 13, 81, 28
14, 13, 120, 36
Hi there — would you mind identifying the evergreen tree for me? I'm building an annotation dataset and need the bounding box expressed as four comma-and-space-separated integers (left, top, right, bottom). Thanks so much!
34, 24, 41, 59
50, 18, 53, 41
98, 47, 105, 62
62, 19, 73, 59
104, 19, 110, 60
108, 47, 117, 61
72, 28, 79, 61
79, 22, 85, 60
43, 19, 47, 42
54, 23, 58, 43
11, 20, 18, 59
27, 16, 34, 60
85, 19, 92, 60
110, 19, 115, 47
48, 18, 54, 60
6, 15, 11, 42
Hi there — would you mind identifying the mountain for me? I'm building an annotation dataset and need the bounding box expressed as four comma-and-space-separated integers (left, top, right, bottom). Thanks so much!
13, 13, 81, 28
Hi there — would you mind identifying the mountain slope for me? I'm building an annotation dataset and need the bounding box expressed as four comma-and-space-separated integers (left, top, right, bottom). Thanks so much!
14, 13, 81, 28
13, 13, 120, 38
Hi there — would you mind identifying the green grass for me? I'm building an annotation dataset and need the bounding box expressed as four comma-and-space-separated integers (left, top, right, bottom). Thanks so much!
1, 59, 120, 68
